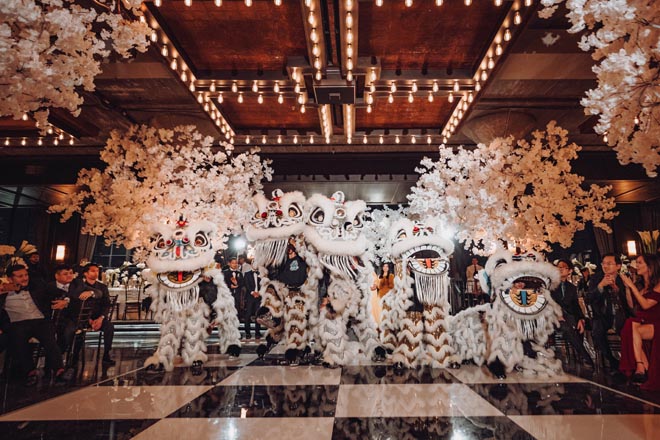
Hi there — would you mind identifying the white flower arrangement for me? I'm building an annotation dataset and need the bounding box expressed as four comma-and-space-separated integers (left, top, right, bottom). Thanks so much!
363, 205, 407, 264
408, 122, 617, 254
540, 0, 660, 177
0, 0, 151, 131
49, 124, 272, 257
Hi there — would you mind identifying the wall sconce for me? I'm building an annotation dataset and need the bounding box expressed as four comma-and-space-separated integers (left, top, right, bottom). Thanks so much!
55, 245, 66, 261
626, 240, 637, 257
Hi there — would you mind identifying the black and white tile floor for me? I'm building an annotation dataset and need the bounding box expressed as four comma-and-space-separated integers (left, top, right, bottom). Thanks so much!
1, 340, 659, 439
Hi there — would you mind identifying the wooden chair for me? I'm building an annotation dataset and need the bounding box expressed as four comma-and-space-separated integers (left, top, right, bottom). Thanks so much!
122, 287, 141, 320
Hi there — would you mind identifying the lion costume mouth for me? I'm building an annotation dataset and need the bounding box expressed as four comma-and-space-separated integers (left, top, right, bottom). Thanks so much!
157, 270, 202, 290
402, 245, 450, 275
502, 275, 549, 315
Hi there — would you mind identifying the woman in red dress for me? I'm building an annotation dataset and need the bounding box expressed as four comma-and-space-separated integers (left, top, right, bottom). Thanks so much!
619, 254, 660, 390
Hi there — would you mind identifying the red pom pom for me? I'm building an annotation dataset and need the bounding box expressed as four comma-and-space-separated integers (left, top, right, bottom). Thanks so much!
276, 210, 283, 217
261, 212, 267, 219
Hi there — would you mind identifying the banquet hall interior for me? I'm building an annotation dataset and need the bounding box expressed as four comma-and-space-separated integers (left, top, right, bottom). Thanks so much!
1, 1, 660, 439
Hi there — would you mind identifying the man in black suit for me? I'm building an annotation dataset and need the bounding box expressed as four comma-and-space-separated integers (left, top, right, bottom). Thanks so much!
224, 257, 246, 336
75, 263, 115, 365
587, 253, 634, 370
552, 260, 594, 368
0, 264, 65, 385
243, 264, 262, 339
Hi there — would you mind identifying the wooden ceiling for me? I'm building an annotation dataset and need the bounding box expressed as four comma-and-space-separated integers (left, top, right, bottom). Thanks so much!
0, 0, 658, 202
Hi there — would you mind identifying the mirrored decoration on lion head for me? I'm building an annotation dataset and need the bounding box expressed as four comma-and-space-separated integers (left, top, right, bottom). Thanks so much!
479, 247, 560, 317
147, 218, 216, 305
246, 189, 306, 268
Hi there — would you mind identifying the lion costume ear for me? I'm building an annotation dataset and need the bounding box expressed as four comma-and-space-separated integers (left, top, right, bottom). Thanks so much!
477, 268, 491, 297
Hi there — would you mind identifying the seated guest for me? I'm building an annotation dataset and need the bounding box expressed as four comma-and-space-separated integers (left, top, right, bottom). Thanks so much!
74, 263, 115, 365
619, 254, 660, 390
0, 264, 65, 385
552, 260, 594, 368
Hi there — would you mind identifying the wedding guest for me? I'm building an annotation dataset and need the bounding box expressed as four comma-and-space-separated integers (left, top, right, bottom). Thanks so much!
619, 254, 660, 389
243, 264, 262, 339
587, 253, 634, 369
0, 264, 65, 385
224, 257, 245, 331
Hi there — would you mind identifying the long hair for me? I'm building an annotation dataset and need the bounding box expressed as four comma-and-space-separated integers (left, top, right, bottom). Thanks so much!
379, 262, 392, 279
640, 253, 660, 291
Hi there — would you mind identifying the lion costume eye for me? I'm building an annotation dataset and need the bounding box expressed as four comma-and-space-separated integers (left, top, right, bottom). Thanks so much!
288, 204, 302, 218
154, 235, 166, 250
310, 207, 325, 224
396, 230, 407, 240
194, 232, 208, 247
353, 213, 364, 228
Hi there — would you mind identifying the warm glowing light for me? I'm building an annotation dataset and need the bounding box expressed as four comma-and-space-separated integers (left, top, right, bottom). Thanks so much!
448, 92, 453, 103
514, 11, 521, 25
300, 104, 306, 113
55, 245, 66, 261
388, 93, 394, 103
395, 135, 400, 144
363, 135, 368, 144
390, 82, 397, 93
432, 81, 439, 93
453, 81, 460, 92
278, 94, 284, 104
428, 92, 434, 102
232, 82, 238, 93
367, 104, 372, 113
627, 240, 637, 257
412, 82, 418, 93
504, 28, 512, 41
293, 135, 298, 143
257, 93, 264, 104
495, 44, 503, 56
237, 93, 244, 103
252, 81, 259, 93
218, 93, 224, 103
408, 92, 414, 103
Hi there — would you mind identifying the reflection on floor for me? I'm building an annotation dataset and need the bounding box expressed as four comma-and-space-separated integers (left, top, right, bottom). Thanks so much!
0, 336, 659, 439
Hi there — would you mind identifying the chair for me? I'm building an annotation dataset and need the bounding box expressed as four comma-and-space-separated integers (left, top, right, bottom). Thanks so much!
122, 286, 141, 320
71, 296, 118, 374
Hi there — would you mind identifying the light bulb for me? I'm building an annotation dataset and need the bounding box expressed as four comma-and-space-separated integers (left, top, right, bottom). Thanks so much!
432, 81, 439, 93
514, 11, 521, 25
405, 0, 412, 7
376, 0, 383, 6
273, 82, 280, 93
468, 92, 473, 103
634, 117, 640, 125
346, 71, 353, 81
238, 93, 244, 103
210, 82, 216, 92
465, 0, 472, 5
305, 0, 311, 7
298, 94, 305, 105
310, 28, 318, 43
347, 136, 352, 144
278, 94, 284, 104
481, 70, 488, 81
367, 94, 374, 105
151, 31, 158, 43
185, 0, 192, 6
215, 0, 222, 6
346, 12, 353, 27
436, 0, 443, 5
487, 57, 494, 69
21, 113, 28, 121
189, 81, 195, 92
462, 100, 468, 111
245, 0, 252, 7
37, 138, 42, 146
408, 92, 414, 103
428, 92, 434, 102
346, 58, 353, 70
346, 0, 353, 9
300, 104, 306, 113
252, 81, 259, 93
59, 133, 64, 140
427, 136, 432, 144
504, 28, 511, 41
367, 104, 372, 113
379, 135, 384, 144
293, 135, 298, 143
245, 136, 251, 144
218, 93, 224, 103
475, 81, 481, 92
294, 83, 301, 94
412, 82, 418, 93
312, 44, 320, 57
232, 82, 238, 93
495, 44, 503, 56
277, 135, 282, 144
69, 137, 74, 145
262, 135, 267, 144
347, 44, 354, 58
525, 0, 532, 5
274, 0, 282, 5
21, 138, 26, 146
308, 11, 316, 26
155, 0, 162, 6
310, 135, 314, 143
370, 83, 376, 93
388, 93, 394, 103
54, 139, 58, 146
603, 134, 608, 143
346, 30, 353, 44
395, 135, 400, 144
411, 135, 416, 144
47, 127, 53, 134
197, 94, 204, 104
495, 0, 502, 5
448, 92, 453, 103
363, 135, 368, 144
161, 45, 168, 57
370, 69, 377, 82
390, 82, 397, 93
258, 94, 264, 104
452, 81, 459, 92
443, 136, 448, 143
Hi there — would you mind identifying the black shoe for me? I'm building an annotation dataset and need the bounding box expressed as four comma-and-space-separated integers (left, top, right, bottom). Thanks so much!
245, 334, 252, 339
631, 370, 648, 383
227, 344, 241, 357
102, 356, 116, 366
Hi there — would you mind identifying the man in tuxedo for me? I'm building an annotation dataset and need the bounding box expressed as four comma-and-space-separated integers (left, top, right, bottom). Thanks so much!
0, 264, 65, 385
587, 253, 634, 370
552, 260, 594, 368
76, 263, 115, 365
224, 257, 246, 334
243, 264, 262, 339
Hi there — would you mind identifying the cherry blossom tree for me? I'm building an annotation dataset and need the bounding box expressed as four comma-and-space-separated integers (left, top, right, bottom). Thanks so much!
49, 125, 272, 253
0, 0, 151, 131
540, 0, 660, 177
408, 122, 617, 253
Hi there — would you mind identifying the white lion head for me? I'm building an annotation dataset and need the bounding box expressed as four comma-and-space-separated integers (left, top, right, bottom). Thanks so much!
146, 218, 216, 290
479, 248, 560, 317
389, 218, 454, 276
304, 191, 367, 257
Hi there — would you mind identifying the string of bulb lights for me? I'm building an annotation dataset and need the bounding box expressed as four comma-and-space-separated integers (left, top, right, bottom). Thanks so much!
146, 0, 535, 147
